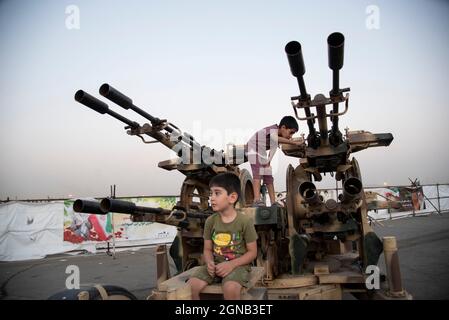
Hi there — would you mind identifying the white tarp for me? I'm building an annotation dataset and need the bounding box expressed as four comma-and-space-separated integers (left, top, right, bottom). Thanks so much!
422, 185, 449, 213
439, 185, 449, 212
0, 200, 177, 262
0, 201, 79, 261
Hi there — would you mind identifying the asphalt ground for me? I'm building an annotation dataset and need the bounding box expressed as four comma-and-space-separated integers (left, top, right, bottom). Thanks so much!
1, 212, 448, 300
373, 212, 449, 299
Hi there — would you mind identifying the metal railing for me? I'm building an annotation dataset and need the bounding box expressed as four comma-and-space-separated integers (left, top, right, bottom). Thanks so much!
2, 183, 448, 219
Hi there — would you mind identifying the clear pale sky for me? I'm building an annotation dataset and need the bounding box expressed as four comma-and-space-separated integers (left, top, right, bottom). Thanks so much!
1, 0, 448, 200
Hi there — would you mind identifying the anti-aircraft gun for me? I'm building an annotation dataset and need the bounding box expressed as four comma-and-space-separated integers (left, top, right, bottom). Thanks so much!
73, 84, 255, 273
71, 32, 410, 300
282, 33, 391, 269
273, 32, 409, 299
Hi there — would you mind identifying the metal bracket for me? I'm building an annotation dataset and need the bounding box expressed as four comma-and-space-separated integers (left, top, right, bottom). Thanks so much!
291, 93, 350, 121
136, 134, 160, 144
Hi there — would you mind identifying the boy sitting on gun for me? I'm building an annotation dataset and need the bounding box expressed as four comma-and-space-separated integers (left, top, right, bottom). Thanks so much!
187, 172, 258, 300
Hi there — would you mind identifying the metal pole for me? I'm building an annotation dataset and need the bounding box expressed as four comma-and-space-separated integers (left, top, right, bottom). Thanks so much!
335, 179, 338, 201
112, 184, 116, 259
436, 183, 441, 214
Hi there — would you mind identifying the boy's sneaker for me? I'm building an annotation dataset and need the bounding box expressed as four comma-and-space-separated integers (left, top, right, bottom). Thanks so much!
253, 200, 266, 207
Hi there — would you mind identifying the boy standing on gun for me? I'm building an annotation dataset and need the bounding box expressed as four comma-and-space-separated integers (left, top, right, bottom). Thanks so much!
246, 116, 302, 206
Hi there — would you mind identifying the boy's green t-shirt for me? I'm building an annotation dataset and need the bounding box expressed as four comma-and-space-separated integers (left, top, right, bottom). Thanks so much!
203, 212, 258, 264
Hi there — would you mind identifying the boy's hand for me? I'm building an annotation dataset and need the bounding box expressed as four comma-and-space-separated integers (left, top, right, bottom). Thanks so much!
215, 261, 235, 278
207, 261, 216, 277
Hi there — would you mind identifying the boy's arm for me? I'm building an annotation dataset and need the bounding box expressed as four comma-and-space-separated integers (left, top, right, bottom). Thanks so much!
203, 240, 214, 264
229, 241, 258, 268
203, 240, 216, 277
215, 241, 257, 277
267, 148, 276, 163
278, 136, 303, 145
268, 136, 302, 162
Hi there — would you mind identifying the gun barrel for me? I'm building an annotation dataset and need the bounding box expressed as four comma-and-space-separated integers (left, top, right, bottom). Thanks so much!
99, 84, 209, 156
327, 32, 344, 73
299, 181, 322, 205
327, 32, 345, 145
341, 177, 363, 204
100, 198, 171, 215
76, 87, 224, 166
285, 41, 308, 99
100, 83, 162, 127
99, 83, 133, 110
100, 198, 211, 219
75, 90, 109, 114
285, 41, 305, 78
73, 199, 105, 215
285, 40, 319, 146
75, 90, 139, 128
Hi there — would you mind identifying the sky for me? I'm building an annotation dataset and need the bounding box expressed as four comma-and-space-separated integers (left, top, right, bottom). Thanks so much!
1, 0, 448, 200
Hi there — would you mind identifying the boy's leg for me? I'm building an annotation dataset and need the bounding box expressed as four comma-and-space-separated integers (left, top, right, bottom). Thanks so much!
263, 175, 275, 205
250, 153, 266, 204
222, 265, 250, 300
266, 182, 276, 205
187, 277, 209, 300
188, 265, 214, 300
252, 178, 261, 202
222, 280, 242, 300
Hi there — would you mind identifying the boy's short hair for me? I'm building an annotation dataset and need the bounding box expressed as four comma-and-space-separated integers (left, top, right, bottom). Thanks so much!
279, 116, 299, 132
209, 172, 241, 204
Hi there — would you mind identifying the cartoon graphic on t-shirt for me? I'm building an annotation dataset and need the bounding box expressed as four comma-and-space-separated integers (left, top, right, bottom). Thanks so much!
211, 230, 243, 261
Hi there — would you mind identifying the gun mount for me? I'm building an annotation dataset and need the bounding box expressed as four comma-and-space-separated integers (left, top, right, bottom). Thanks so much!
71, 32, 410, 300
